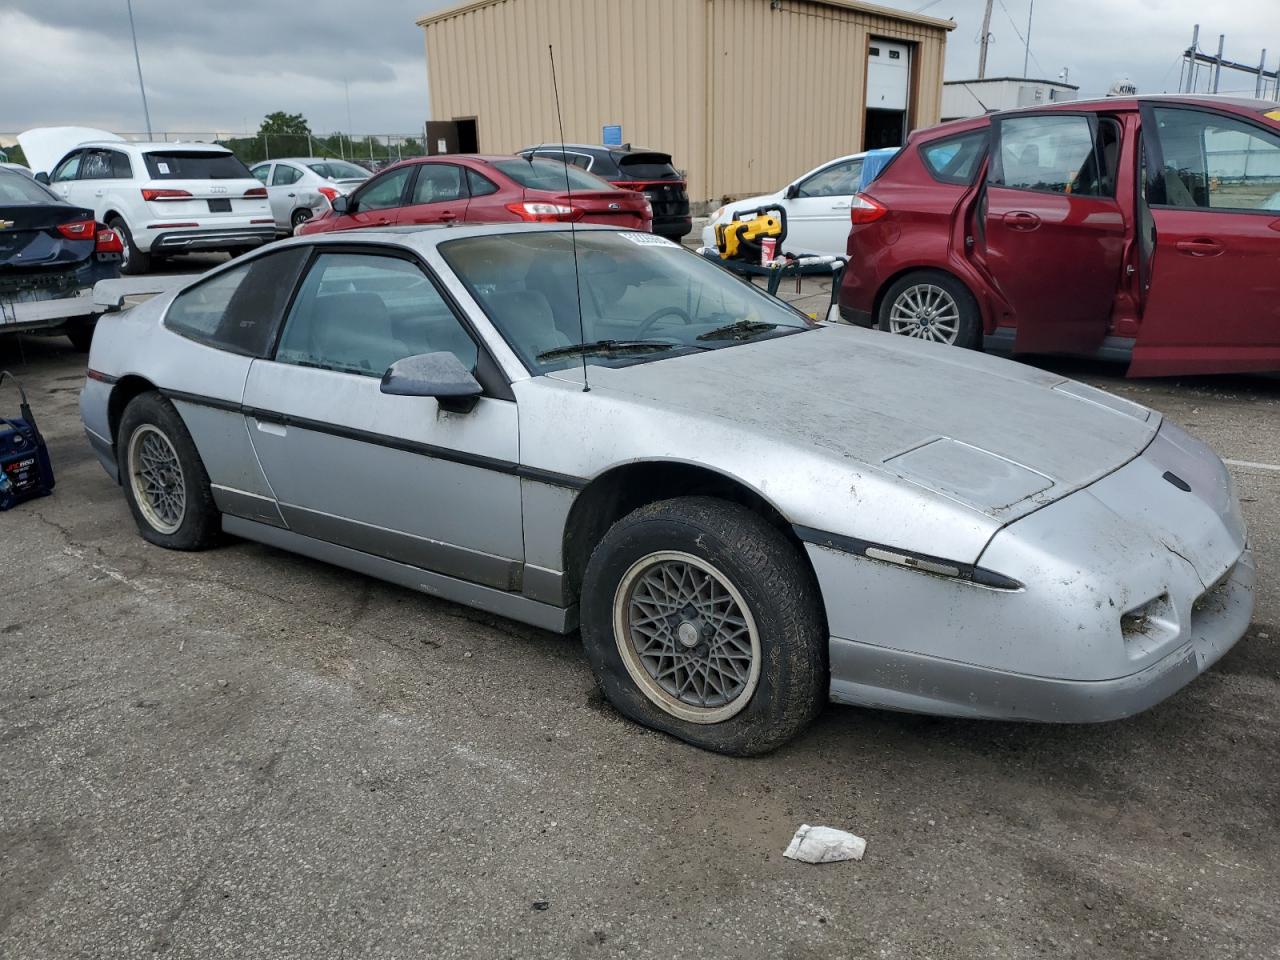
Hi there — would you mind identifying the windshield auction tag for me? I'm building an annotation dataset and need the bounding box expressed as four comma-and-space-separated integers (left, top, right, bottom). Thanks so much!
621, 232, 678, 247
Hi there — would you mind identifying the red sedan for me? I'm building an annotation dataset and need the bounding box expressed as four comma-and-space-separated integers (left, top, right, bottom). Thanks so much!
297, 154, 653, 236
838, 94, 1280, 377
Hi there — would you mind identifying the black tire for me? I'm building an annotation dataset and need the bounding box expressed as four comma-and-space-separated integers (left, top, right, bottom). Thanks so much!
108, 216, 151, 275
580, 497, 827, 756
877, 269, 981, 349
290, 208, 312, 230
65, 317, 97, 352
117, 392, 220, 550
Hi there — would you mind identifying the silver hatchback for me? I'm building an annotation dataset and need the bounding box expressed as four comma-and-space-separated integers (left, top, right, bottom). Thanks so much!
80, 224, 1254, 754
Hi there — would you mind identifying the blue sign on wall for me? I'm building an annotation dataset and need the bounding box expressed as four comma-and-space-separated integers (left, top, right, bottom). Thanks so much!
602, 124, 623, 146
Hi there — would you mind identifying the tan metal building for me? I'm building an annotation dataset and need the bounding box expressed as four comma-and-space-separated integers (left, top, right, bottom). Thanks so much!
418, 0, 953, 203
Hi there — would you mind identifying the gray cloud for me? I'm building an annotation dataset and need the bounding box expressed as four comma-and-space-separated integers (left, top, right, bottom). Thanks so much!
2, 0, 1276, 145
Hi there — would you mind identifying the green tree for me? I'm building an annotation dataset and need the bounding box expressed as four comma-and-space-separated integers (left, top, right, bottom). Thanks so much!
257, 111, 311, 137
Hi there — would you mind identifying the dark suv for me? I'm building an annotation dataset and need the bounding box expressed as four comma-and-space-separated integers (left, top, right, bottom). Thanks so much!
519, 144, 692, 239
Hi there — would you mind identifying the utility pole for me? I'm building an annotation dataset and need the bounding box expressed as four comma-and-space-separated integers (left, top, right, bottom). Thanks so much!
125, 0, 153, 138
1022, 0, 1034, 77
977, 0, 994, 79
1212, 33, 1225, 92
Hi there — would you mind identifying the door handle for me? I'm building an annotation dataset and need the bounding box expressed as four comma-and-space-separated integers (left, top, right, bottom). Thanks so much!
440, 212, 458, 221
1002, 211, 1041, 231
253, 419, 286, 437
287, 192, 296, 198
1175, 238, 1224, 257
831, 203, 851, 210
377, 218, 391, 225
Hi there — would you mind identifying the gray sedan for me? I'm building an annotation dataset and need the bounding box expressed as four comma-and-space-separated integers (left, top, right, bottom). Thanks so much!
250, 157, 369, 233
79, 224, 1254, 755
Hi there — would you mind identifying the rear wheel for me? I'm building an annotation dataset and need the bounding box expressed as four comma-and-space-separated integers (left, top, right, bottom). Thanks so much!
290, 208, 312, 230
65, 317, 96, 352
118, 392, 220, 550
580, 497, 827, 756
878, 270, 980, 348
108, 216, 150, 276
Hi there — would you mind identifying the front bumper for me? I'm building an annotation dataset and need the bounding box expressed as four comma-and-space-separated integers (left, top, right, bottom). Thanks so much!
826, 547, 1255, 721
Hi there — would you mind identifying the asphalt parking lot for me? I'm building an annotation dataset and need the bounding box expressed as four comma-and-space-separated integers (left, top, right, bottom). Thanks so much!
2, 278, 1278, 959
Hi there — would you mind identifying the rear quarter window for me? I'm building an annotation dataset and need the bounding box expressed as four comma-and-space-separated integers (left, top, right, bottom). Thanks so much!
143, 151, 253, 180
165, 247, 310, 357
919, 130, 988, 185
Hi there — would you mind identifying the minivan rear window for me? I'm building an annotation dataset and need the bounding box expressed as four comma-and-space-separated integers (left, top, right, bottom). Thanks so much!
919, 130, 988, 185
143, 151, 253, 180
617, 153, 680, 181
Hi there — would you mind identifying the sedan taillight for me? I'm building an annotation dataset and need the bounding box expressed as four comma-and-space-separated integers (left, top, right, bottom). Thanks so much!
95, 224, 124, 254
141, 188, 192, 201
243, 186, 268, 198
56, 218, 97, 239
317, 185, 340, 204
850, 193, 888, 224
505, 201, 583, 223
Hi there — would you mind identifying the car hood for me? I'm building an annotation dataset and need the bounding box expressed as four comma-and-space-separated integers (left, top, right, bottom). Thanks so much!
565, 325, 1160, 522
17, 127, 124, 176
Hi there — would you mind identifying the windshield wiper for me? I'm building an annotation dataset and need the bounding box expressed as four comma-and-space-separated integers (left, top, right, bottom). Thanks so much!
536, 339, 682, 362
695, 319, 779, 342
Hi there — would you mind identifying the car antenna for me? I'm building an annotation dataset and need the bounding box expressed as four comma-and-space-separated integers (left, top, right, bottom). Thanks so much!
548, 43, 589, 393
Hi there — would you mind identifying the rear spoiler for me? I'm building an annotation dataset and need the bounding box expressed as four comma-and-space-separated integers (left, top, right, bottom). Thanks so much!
91, 275, 198, 312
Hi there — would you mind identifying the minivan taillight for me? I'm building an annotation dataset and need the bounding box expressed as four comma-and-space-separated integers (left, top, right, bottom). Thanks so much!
505, 201, 583, 223
850, 193, 887, 224
56, 218, 96, 239
244, 186, 268, 198
141, 188, 192, 201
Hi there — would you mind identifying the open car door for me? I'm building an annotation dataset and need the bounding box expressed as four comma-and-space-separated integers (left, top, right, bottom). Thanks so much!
981, 112, 1127, 356
1129, 103, 1280, 376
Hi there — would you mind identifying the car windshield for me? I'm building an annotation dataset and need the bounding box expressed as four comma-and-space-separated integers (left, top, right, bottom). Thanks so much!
493, 158, 618, 193
307, 161, 368, 180
439, 230, 815, 373
0, 169, 57, 203
142, 151, 252, 180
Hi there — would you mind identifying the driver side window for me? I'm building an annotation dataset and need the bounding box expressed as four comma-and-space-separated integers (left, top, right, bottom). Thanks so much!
52, 152, 82, 182
275, 252, 478, 378
797, 160, 863, 198
352, 167, 411, 212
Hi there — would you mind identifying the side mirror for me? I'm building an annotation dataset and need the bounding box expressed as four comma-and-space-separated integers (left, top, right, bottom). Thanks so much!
784, 183, 800, 200
331, 195, 351, 214
380, 352, 482, 413
35, 172, 50, 185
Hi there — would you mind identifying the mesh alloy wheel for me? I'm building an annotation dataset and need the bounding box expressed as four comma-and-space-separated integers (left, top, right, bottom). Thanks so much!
127, 424, 187, 535
612, 550, 762, 724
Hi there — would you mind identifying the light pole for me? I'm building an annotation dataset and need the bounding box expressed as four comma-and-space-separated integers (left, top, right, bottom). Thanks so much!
125, 0, 153, 138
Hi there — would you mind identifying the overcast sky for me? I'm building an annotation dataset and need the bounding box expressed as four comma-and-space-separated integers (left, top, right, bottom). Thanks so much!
2, 0, 1277, 141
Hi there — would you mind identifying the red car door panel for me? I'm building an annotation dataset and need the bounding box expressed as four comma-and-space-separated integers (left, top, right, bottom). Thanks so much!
1130, 104, 1280, 376
983, 113, 1127, 356
399, 162, 469, 225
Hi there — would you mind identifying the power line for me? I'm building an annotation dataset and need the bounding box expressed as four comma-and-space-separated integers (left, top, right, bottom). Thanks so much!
994, 0, 1048, 77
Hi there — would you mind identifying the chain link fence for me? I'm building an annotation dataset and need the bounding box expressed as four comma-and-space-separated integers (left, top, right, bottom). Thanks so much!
0, 132, 426, 172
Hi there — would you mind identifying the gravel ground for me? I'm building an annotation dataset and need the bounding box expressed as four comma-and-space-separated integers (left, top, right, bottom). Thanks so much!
1, 310, 1277, 959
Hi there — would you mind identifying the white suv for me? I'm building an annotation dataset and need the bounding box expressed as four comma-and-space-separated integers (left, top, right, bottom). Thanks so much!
18, 128, 274, 274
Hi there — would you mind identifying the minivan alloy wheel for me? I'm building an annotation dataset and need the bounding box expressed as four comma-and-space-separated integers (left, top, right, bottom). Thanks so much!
127, 424, 187, 535
888, 283, 962, 344
613, 550, 762, 724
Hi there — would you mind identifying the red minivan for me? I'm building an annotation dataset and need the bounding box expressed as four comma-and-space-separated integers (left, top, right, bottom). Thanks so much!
838, 94, 1280, 376
298, 154, 652, 236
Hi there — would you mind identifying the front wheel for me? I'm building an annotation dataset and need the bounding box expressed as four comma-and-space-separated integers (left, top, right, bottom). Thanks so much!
580, 497, 827, 756
878, 270, 981, 348
118, 392, 220, 550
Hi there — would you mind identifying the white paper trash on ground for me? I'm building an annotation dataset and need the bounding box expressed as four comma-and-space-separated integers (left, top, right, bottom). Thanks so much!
783, 824, 867, 864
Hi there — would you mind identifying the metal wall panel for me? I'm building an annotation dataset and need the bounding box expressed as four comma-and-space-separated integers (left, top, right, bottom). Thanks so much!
421, 0, 950, 202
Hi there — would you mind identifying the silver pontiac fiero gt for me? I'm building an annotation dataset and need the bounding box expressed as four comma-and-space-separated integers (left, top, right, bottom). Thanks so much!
80, 224, 1254, 755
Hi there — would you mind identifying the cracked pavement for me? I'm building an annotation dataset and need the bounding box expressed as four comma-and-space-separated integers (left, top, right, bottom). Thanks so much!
1, 328, 1278, 960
